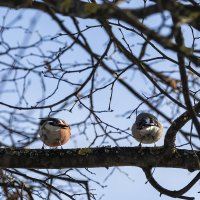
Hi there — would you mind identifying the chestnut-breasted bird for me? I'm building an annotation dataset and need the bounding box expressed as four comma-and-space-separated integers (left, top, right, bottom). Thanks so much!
39, 118, 70, 148
132, 113, 163, 145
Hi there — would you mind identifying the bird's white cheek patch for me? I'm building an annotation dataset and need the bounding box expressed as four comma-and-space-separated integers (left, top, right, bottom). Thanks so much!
44, 124, 60, 131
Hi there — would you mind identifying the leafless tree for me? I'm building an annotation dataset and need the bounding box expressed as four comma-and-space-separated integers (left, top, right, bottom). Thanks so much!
0, 0, 200, 199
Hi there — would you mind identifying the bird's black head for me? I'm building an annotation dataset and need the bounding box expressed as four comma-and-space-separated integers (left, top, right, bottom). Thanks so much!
136, 113, 159, 128
39, 118, 68, 128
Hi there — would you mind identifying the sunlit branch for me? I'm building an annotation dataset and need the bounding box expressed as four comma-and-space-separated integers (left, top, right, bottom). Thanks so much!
0, 147, 200, 170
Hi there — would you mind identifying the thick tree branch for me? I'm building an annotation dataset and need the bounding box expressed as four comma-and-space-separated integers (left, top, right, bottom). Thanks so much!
0, 0, 157, 18
143, 167, 200, 200
0, 0, 32, 8
0, 1, 199, 66
0, 147, 200, 170
164, 101, 200, 148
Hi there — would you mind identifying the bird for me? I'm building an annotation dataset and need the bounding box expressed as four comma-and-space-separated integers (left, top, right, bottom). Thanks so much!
38, 118, 70, 148
132, 112, 163, 146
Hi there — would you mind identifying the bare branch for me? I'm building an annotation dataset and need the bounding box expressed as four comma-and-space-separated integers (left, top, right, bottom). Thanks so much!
143, 167, 200, 200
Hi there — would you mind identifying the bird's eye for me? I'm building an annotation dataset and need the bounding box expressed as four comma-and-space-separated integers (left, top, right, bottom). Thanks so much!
150, 118, 154, 123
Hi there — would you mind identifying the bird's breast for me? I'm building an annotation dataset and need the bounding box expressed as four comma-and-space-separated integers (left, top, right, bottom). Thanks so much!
139, 126, 160, 136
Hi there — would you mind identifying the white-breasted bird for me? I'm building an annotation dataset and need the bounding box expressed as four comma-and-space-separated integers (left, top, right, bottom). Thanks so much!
132, 113, 163, 145
39, 118, 70, 148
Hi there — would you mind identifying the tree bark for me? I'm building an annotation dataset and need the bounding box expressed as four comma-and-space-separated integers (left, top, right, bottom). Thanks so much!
0, 147, 199, 170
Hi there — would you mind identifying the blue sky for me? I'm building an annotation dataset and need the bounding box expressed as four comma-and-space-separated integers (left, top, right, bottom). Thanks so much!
0, 1, 199, 199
